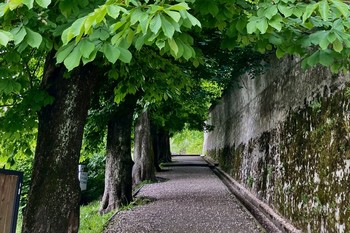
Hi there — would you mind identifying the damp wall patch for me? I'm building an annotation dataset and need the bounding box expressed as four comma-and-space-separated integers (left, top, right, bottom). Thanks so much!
203, 56, 350, 232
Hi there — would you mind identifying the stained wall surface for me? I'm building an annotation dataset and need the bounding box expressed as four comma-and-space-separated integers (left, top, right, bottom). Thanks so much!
203, 56, 350, 232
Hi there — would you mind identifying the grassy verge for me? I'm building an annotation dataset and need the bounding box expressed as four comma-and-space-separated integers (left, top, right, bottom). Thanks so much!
15, 184, 153, 232
79, 201, 115, 233
15, 201, 114, 233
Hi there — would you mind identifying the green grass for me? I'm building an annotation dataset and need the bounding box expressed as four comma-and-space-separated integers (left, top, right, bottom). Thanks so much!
15, 201, 114, 233
79, 201, 115, 233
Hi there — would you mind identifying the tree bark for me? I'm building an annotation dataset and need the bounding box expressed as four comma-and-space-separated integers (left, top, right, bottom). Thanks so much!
132, 111, 156, 185
160, 129, 172, 163
22, 52, 98, 233
99, 95, 137, 214
152, 126, 172, 171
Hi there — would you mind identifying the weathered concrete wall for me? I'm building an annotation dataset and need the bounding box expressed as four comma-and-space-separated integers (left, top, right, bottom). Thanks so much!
203, 56, 350, 232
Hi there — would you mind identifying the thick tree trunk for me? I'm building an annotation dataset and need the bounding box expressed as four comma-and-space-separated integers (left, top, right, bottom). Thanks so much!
160, 129, 172, 163
132, 111, 156, 185
99, 95, 137, 214
157, 129, 172, 163
22, 52, 98, 233
152, 127, 172, 171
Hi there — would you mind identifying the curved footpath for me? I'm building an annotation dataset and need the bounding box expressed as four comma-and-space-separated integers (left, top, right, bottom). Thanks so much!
104, 156, 265, 233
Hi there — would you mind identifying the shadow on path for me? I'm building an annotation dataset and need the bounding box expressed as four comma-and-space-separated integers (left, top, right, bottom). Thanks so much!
104, 156, 265, 233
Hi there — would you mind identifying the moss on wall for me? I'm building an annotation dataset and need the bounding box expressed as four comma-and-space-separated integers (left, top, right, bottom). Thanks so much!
207, 85, 350, 232
276, 86, 350, 232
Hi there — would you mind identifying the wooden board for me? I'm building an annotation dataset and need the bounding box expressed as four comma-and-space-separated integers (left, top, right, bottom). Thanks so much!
0, 173, 18, 233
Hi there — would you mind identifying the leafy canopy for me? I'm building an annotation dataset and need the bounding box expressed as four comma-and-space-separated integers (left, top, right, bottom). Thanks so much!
192, 0, 350, 72
0, 0, 201, 71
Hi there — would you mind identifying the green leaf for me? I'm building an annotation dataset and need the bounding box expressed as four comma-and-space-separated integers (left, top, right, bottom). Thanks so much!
269, 15, 282, 31
135, 35, 146, 50
156, 39, 165, 50
247, 17, 257, 34
138, 12, 150, 34
0, 79, 21, 94
35, 0, 51, 8
64, 45, 82, 71
264, 5, 278, 20
292, 5, 304, 17
269, 35, 283, 45
319, 0, 330, 21
276, 48, 285, 58
168, 2, 189, 11
302, 3, 319, 23
130, 8, 143, 25
319, 50, 334, 66
185, 12, 201, 27
8, 0, 22, 10
256, 18, 269, 34
107, 5, 122, 19
319, 36, 330, 50
327, 32, 337, 43
330, 0, 349, 17
118, 48, 132, 63
150, 14, 162, 34
82, 49, 97, 65
182, 44, 193, 60
79, 40, 95, 58
0, 30, 13, 46
22, 0, 34, 8
11, 26, 26, 45
62, 17, 86, 45
56, 42, 76, 64
161, 15, 175, 38
307, 51, 320, 66
333, 39, 343, 52
102, 44, 120, 63
165, 10, 181, 22
278, 4, 293, 17
25, 28, 42, 48
168, 38, 178, 55
0, 3, 9, 17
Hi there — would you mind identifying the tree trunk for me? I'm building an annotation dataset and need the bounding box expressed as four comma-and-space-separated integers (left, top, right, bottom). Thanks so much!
160, 129, 172, 163
156, 128, 172, 163
22, 52, 98, 233
152, 126, 172, 171
151, 124, 162, 172
132, 111, 156, 185
99, 95, 137, 214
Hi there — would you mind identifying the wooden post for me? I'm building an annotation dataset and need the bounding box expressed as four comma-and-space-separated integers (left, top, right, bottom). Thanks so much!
0, 169, 23, 233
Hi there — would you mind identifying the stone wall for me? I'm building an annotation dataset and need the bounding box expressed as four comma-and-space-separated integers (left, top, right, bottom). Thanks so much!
203, 56, 350, 232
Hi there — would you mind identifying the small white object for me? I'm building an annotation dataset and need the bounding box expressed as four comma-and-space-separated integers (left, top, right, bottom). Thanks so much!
78, 165, 88, 191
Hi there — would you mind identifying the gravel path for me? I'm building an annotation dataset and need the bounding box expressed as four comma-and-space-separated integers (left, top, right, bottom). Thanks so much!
104, 156, 265, 233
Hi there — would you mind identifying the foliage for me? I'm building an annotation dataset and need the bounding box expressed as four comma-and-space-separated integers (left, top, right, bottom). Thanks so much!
0, 49, 47, 167
80, 153, 107, 204
16, 210, 23, 233
170, 129, 204, 154
191, 0, 350, 72
0, 0, 200, 71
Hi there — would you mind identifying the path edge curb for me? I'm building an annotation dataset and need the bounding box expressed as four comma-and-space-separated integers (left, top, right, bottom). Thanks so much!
202, 156, 302, 233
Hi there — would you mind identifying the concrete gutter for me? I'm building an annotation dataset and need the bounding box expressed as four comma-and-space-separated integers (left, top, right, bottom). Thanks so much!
202, 156, 302, 233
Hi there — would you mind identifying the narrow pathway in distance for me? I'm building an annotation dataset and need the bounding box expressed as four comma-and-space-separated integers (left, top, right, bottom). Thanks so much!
104, 156, 265, 233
